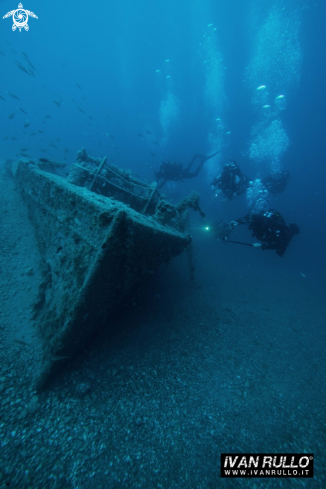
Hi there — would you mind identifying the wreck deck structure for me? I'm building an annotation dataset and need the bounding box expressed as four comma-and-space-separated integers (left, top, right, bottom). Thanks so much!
14, 156, 193, 389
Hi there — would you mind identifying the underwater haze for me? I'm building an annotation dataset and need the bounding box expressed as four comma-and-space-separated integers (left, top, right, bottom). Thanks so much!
1, 0, 326, 487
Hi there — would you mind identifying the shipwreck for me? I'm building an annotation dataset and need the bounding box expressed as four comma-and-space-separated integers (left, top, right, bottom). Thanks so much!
10, 149, 204, 389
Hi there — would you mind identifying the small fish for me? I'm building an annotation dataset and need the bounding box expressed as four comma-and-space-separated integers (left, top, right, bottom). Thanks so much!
152, 140, 159, 145
45, 115, 51, 118
75, 105, 85, 113
21, 51, 29, 59
5, 90, 20, 100
18, 106, 28, 114
20, 152, 29, 157
16, 64, 31, 75
150, 152, 155, 157
0, 51, 5, 57
13, 338, 31, 346
20, 147, 29, 151
89, 115, 93, 120
3, 136, 9, 140
30, 132, 36, 136
52, 100, 61, 108
106, 114, 110, 118
40, 149, 47, 153
23, 121, 30, 127
75, 83, 82, 89
64, 148, 69, 153
52, 355, 69, 361
0, 95, 5, 101
256, 85, 266, 91
137, 132, 143, 137
38, 130, 43, 133
146, 130, 152, 135
11, 137, 17, 140
26, 59, 36, 70
48, 142, 57, 148
8, 112, 15, 119
109, 134, 115, 139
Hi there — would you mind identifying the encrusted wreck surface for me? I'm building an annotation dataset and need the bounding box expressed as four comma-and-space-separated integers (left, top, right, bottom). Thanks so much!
15, 161, 191, 390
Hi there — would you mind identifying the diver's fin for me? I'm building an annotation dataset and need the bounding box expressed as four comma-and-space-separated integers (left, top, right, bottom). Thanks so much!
205, 150, 220, 161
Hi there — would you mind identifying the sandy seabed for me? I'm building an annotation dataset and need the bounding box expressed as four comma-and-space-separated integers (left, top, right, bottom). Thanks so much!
0, 169, 325, 488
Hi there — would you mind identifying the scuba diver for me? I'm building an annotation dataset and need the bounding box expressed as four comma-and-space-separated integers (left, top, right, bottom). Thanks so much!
225, 209, 299, 257
262, 170, 290, 195
211, 160, 251, 199
211, 161, 290, 200
155, 151, 219, 189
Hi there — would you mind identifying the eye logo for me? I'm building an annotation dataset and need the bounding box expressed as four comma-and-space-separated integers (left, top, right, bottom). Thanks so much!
3, 3, 38, 32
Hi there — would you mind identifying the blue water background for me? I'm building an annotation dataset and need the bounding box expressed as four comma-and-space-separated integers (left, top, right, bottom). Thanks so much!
0, 1, 326, 484
1, 0, 325, 285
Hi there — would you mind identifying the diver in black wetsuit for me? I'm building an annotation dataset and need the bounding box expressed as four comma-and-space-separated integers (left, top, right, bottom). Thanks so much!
229, 209, 299, 257
262, 170, 290, 195
211, 162, 290, 200
210, 160, 250, 199
155, 151, 219, 189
